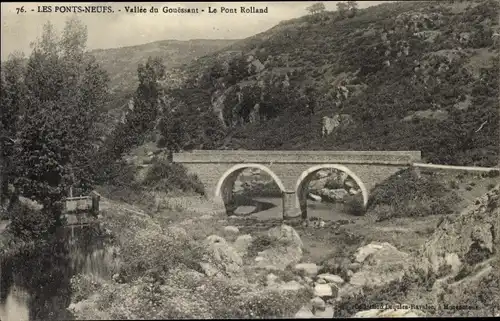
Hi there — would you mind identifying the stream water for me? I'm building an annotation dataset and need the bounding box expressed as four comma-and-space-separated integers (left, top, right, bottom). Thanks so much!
0, 224, 117, 321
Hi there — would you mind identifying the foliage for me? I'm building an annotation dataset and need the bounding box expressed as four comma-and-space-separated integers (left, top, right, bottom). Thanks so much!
218, 288, 312, 319
366, 169, 462, 221
168, 0, 498, 167
7, 203, 58, 241
306, 2, 326, 15
343, 194, 365, 216
98, 57, 167, 167
142, 160, 205, 195
1, 18, 110, 235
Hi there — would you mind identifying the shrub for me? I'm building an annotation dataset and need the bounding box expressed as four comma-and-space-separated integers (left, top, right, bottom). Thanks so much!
488, 170, 500, 178
366, 169, 462, 221
8, 203, 58, 240
344, 195, 366, 216
142, 161, 205, 195
218, 288, 313, 319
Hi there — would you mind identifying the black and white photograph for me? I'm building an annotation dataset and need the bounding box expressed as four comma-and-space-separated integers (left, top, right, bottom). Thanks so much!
1, 1, 499, 319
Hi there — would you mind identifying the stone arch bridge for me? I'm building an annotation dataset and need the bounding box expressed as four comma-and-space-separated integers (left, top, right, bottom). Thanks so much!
173, 150, 422, 218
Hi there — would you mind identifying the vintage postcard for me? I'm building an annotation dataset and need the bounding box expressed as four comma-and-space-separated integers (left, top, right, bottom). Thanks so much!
1, 1, 499, 320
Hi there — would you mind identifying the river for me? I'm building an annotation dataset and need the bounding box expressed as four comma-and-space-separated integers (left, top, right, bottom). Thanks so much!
0, 198, 348, 321
0, 224, 117, 321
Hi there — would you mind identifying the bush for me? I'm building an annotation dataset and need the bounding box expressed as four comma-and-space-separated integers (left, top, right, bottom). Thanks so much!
142, 161, 205, 195
366, 169, 462, 221
8, 203, 58, 240
344, 195, 366, 216
217, 288, 312, 319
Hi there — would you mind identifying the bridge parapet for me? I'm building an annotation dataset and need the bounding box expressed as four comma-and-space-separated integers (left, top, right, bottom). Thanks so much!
173, 150, 421, 164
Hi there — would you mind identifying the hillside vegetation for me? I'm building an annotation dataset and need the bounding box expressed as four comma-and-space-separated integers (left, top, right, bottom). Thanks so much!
158, 0, 499, 167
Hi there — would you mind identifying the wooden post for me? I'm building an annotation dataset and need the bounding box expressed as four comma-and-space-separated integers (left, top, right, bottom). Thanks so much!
91, 191, 100, 215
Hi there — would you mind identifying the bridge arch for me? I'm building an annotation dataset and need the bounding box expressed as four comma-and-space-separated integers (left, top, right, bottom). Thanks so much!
214, 163, 286, 214
295, 164, 369, 217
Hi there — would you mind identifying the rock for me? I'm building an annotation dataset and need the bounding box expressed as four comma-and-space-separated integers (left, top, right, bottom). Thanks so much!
313, 284, 333, 297
318, 188, 349, 203
295, 306, 315, 318
295, 263, 319, 277
255, 225, 303, 270
314, 306, 334, 318
354, 242, 385, 263
223, 226, 240, 234
338, 283, 363, 299
308, 193, 322, 202
316, 279, 326, 284
266, 273, 279, 285
354, 309, 382, 317
350, 242, 410, 289
255, 246, 303, 271
348, 262, 362, 272
279, 280, 304, 291
310, 297, 326, 311
420, 185, 499, 276
267, 224, 304, 249
200, 214, 213, 220
233, 205, 256, 216
317, 273, 345, 284
304, 276, 313, 284
200, 235, 242, 277
147, 151, 154, 156
233, 234, 252, 256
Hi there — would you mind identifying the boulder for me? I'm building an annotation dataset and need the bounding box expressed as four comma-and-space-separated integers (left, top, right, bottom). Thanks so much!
295, 306, 315, 318
233, 206, 256, 216
233, 234, 253, 256
223, 226, 240, 234
317, 273, 345, 285
310, 297, 326, 311
318, 188, 349, 203
313, 284, 333, 297
314, 306, 334, 318
350, 242, 410, 289
307, 193, 322, 202
200, 235, 242, 277
295, 263, 319, 277
255, 225, 304, 270
267, 224, 304, 249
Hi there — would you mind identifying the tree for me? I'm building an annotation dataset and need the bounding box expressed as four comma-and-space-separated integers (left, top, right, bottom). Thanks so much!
347, 1, 358, 12
1, 52, 27, 205
336, 2, 349, 18
9, 17, 109, 231
306, 2, 326, 15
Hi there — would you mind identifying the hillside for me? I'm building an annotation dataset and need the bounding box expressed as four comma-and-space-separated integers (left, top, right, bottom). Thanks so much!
90, 39, 237, 137
161, 0, 499, 167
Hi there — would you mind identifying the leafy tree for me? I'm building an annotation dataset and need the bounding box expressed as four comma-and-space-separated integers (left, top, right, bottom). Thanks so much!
7, 18, 109, 232
347, 1, 359, 16
306, 2, 326, 15
1, 52, 27, 206
336, 2, 349, 18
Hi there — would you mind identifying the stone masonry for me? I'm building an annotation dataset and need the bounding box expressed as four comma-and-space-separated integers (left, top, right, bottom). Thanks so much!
173, 150, 421, 218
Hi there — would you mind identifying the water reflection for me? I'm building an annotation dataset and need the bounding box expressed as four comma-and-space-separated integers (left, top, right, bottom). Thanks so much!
0, 224, 116, 321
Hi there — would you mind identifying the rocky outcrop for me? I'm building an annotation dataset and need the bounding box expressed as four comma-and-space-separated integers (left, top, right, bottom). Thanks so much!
321, 114, 355, 137
420, 185, 499, 276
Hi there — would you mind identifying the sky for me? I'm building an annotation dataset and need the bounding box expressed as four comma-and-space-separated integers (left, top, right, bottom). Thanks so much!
1, 1, 389, 60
